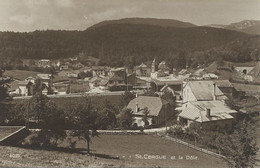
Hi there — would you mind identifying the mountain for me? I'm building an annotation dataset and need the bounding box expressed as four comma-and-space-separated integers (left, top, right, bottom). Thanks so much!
205, 20, 260, 35
0, 18, 259, 69
88, 18, 197, 29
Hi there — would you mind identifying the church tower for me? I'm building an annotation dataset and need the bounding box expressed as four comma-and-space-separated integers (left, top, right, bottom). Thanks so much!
151, 58, 157, 73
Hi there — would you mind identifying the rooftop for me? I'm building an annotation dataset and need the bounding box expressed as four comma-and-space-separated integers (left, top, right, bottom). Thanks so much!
127, 96, 167, 116
187, 81, 226, 101
179, 101, 237, 122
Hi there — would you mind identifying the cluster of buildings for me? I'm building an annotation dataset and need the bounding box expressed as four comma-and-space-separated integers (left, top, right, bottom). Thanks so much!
126, 79, 238, 131
9, 58, 260, 132
10, 74, 70, 96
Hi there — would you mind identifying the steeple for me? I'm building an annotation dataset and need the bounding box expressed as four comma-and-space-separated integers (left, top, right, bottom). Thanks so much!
151, 58, 157, 73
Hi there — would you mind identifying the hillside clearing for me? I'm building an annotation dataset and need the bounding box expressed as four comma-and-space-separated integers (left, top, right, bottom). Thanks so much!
8, 134, 228, 168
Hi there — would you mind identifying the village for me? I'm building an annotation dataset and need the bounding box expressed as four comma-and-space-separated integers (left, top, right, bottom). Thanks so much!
3, 56, 260, 130
0, 1, 260, 166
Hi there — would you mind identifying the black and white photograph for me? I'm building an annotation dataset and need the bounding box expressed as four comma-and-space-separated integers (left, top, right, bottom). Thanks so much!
0, 0, 259, 167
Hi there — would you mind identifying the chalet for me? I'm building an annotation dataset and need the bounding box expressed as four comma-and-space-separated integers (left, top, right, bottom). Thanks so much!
135, 63, 151, 77
182, 81, 227, 104
36, 74, 54, 88
150, 79, 182, 93
178, 101, 237, 131
17, 81, 34, 96
127, 96, 172, 127
159, 84, 181, 100
127, 73, 149, 90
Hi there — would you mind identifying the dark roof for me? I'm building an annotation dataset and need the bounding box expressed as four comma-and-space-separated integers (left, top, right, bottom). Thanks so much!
213, 80, 233, 88
232, 83, 260, 93
127, 96, 166, 116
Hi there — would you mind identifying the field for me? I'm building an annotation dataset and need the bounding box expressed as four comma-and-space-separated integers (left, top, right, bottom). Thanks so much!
0, 134, 227, 168
3, 70, 40, 81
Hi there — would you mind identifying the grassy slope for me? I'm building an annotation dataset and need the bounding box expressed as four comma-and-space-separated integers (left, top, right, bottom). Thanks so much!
0, 127, 23, 140
0, 135, 227, 168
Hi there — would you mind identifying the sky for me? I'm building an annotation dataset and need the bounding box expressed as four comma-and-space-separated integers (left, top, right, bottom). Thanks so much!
0, 0, 259, 32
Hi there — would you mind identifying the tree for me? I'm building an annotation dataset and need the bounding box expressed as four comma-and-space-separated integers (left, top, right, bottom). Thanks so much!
117, 108, 134, 129
96, 100, 117, 129
220, 119, 259, 168
120, 91, 135, 108
66, 96, 98, 153
0, 75, 11, 124
24, 92, 66, 146
142, 107, 150, 127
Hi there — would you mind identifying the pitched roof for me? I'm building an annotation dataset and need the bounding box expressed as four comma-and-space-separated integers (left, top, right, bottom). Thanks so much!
248, 61, 260, 79
152, 79, 182, 86
187, 81, 226, 101
37, 74, 53, 80
138, 63, 147, 68
232, 83, 260, 93
179, 101, 237, 122
127, 96, 166, 116
213, 80, 233, 88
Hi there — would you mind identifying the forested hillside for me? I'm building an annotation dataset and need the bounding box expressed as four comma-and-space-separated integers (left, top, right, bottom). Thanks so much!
0, 18, 259, 69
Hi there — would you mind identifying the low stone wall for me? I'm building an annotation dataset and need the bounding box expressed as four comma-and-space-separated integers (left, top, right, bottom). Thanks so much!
0, 126, 30, 146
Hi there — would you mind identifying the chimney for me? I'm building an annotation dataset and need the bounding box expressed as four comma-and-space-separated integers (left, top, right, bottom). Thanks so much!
206, 108, 211, 118
136, 103, 139, 112
213, 83, 216, 100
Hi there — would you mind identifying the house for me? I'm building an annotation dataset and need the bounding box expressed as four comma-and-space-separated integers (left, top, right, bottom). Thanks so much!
235, 66, 254, 75
150, 79, 182, 93
37, 59, 51, 68
88, 76, 103, 89
127, 96, 172, 127
158, 61, 170, 74
135, 63, 151, 77
213, 80, 234, 98
72, 63, 84, 69
53, 83, 70, 95
92, 66, 110, 77
159, 84, 181, 100
127, 73, 149, 90
107, 68, 127, 91
60, 64, 69, 71
182, 81, 227, 104
67, 72, 78, 78
99, 77, 110, 90
232, 83, 260, 99
36, 74, 54, 88
17, 81, 34, 96
202, 73, 218, 80
178, 100, 238, 131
